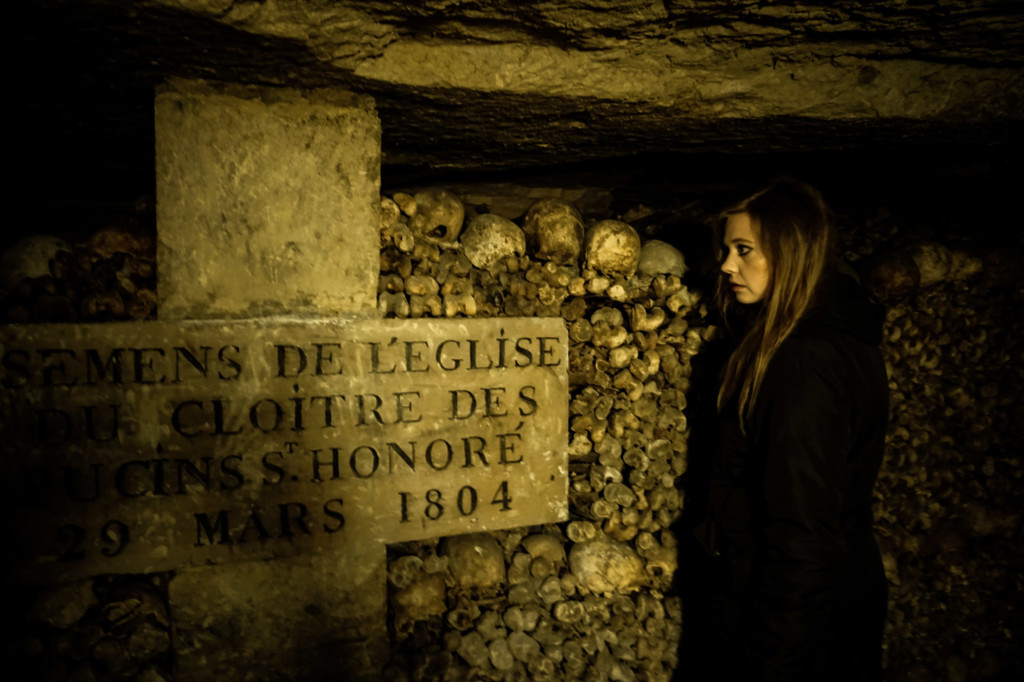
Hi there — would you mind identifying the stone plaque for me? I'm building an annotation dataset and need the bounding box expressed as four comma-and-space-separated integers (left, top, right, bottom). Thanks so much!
1, 317, 568, 584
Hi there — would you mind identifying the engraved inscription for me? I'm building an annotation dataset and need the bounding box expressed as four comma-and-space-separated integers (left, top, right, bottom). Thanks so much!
1, 318, 569, 584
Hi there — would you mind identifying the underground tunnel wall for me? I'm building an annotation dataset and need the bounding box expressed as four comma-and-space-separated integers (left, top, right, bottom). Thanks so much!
3, 150, 1022, 680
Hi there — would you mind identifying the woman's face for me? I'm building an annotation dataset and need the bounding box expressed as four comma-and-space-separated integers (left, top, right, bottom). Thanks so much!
721, 211, 770, 304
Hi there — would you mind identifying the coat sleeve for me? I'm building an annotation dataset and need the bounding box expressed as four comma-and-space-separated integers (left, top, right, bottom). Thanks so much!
742, 338, 851, 680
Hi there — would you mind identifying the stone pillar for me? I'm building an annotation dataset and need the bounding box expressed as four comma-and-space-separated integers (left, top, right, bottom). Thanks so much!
154, 79, 386, 681
155, 79, 380, 320
169, 552, 386, 682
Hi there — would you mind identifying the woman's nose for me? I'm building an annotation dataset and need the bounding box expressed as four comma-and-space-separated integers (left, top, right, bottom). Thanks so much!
721, 253, 736, 275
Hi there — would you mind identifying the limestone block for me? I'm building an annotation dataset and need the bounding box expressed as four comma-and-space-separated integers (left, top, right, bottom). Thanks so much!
170, 549, 387, 682
155, 79, 381, 319
1, 316, 569, 584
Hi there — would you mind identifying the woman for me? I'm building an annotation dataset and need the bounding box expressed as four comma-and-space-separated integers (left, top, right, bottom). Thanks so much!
700, 177, 889, 681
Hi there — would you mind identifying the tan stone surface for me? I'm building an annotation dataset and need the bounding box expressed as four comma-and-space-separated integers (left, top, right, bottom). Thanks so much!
19, 2, 1024, 187
155, 79, 380, 320
1, 316, 568, 584
169, 547, 387, 682
143, 2, 1024, 123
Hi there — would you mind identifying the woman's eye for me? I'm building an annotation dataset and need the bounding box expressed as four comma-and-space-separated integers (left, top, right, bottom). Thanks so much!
736, 245, 751, 256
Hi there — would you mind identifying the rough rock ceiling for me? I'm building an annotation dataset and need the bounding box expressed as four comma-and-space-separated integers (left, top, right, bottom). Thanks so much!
17, 0, 1024, 214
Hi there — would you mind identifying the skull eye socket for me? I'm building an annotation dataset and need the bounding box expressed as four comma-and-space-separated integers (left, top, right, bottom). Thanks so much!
431, 224, 450, 239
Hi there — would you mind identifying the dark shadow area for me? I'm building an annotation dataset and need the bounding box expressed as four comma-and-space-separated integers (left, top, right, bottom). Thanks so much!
15, 0, 336, 249
669, 306, 731, 682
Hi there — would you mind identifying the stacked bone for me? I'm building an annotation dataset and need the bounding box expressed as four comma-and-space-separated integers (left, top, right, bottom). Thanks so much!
14, 575, 174, 681
7, 188, 1020, 679
862, 241, 1024, 682
380, 188, 704, 681
0, 211, 158, 324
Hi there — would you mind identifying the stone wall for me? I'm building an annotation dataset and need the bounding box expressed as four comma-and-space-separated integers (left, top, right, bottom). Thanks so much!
369, 185, 1024, 681
854, 232, 1023, 682
3, 182, 1022, 681
375, 188, 697, 681
18, 0, 1024, 215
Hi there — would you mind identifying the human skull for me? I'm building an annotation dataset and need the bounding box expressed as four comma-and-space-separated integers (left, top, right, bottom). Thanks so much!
387, 555, 446, 640
390, 572, 446, 640
861, 250, 920, 303
441, 533, 506, 595
568, 538, 645, 596
407, 188, 465, 243
949, 249, 982, 280
584, 220, 641, 277
637, 239, 687, 277
521, 533, 567, 570
460, 213, 526, 269
906, 241, 952, 287
521, 198, 584, 265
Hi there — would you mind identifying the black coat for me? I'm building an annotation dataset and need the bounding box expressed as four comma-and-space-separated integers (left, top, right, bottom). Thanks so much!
702, 272, 889, 681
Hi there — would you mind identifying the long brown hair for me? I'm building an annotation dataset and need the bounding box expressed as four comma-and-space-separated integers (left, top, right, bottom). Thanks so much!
714, 177, 837, 432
